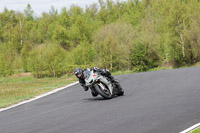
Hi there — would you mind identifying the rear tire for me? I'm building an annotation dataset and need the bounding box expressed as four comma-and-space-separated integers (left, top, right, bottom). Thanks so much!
115, 83, 124, 96
94, 83, 112, 99
117, 89, 124, 96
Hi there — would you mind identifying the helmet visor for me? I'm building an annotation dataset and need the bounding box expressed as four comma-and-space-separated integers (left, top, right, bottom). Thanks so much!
77, 73, 82, 78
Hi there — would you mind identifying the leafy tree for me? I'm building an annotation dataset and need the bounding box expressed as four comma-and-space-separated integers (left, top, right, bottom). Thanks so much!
131, 11, 161, 71
93, 22, 135, 70
0, 9, 18, 44
24, 4, 34, 21
29, 43, 68, 77
182, 11, 200, 64
20, 43, 33, 72
0, 46, 18, 76
53, 24, 69, 49
149, 0, 200, 66
120, 0, 145, 26
85, 3, 98, 20
72, 40, 95, 66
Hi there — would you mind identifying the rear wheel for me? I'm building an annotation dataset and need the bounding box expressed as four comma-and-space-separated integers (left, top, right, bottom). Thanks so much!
94, 82, 112, 99
115, 83, 124, 96
117, 89, 124, 96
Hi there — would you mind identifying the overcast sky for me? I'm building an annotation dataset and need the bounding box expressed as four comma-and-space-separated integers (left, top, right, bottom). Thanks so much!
0, 0, 127, 16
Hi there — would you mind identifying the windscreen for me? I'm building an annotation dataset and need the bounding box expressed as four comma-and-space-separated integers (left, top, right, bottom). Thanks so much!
83, 70, 91, 80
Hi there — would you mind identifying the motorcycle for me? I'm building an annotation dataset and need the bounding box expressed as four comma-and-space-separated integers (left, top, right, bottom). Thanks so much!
84, 69, 124, 99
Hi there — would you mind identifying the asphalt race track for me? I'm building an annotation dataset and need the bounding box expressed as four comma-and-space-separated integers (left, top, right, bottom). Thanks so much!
1, 67, 200, 133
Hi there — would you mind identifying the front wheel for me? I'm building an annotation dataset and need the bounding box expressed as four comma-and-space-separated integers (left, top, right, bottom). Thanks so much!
94, 83, 112, 99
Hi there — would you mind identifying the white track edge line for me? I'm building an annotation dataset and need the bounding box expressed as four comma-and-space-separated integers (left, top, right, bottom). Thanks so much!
0, 81, 79, 113
180, 123, 200, 133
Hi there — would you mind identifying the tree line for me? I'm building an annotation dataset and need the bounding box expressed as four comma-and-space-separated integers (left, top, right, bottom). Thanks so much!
0, 0, 200, 77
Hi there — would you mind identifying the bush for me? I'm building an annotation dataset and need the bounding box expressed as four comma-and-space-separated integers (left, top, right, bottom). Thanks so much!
93, 22, 135, 70
28, 43, 68, 77
0, 46, 18, 76
131, 44, 159, 72
72, 40, 95, 66
20, 43, 33, 72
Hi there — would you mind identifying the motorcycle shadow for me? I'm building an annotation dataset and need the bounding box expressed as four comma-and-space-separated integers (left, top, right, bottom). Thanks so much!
83, 95, 118, 101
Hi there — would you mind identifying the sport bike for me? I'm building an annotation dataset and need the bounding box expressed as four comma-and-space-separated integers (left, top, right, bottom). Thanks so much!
84, 69, 124, 99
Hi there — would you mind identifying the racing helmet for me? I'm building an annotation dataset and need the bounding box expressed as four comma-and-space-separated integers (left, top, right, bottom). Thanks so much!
74, 68, 83, 78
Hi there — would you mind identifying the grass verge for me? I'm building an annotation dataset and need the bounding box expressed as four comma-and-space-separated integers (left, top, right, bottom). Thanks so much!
0, 74, 77, 108
112, 70, 136, 75
190, 127, 200, 133
147, 66, 172, 72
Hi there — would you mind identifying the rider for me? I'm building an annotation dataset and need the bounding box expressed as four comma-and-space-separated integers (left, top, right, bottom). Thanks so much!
74, 67, 116, 97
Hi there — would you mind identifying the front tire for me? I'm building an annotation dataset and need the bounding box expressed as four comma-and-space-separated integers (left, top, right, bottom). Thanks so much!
94, 83, 112, 99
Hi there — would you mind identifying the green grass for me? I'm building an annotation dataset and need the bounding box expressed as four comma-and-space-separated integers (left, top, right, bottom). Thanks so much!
147, 66, 172, 72
190, 127, 200, 133
111, 70, 136, 75
111, 66, 172, 75
0, 74, 77, 108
